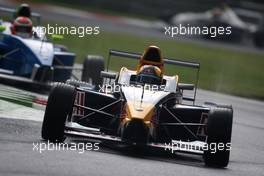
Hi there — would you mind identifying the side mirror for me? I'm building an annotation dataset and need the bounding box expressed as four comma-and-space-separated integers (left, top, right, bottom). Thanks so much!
0, 25, 6, 32
178, 83, 194, 90
51, 34, 64, 41
101, 71, 117, 79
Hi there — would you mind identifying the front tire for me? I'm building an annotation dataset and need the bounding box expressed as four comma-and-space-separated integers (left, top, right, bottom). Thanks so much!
203, 106, 233, 167
41, 83, 76, 142
81, 55, 105, 88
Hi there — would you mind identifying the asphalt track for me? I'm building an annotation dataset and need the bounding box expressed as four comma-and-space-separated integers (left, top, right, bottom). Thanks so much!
0, 88, 264, 176
0, 1, 263, 176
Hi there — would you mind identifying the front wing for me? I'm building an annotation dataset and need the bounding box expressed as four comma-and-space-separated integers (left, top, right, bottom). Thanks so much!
64, 122, 204, 155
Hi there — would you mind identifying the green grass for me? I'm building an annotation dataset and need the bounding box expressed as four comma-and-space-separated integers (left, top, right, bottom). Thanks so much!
53, 30, 264, 100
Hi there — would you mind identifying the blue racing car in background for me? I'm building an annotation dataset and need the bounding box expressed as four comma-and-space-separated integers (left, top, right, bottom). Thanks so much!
0, 4, 80, 91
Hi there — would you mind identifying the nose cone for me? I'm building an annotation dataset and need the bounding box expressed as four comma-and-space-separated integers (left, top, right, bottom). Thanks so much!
121, 118, 149, 144
127, 102, 154, 122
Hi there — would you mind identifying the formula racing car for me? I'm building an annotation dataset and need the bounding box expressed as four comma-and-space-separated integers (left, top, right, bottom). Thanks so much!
41, 45, 233, 167
0, 4, 81, 91
166, 5, 264, 47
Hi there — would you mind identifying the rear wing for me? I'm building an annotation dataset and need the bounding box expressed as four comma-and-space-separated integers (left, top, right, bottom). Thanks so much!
0, 6, 41, 25
107, 49, 200, 104
108, 50, 200, 69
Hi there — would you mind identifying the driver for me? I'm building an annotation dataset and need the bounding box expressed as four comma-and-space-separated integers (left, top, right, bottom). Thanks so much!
136, 65, 162, 85
11, 16, 33, 38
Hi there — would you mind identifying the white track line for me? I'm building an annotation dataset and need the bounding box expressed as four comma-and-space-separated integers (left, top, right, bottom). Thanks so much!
0, 100, 44, 122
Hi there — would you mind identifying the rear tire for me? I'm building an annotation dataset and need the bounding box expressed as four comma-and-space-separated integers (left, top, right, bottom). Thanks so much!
203, 106, 233, 167
81, 55, 105, 88
41, 83, 76, 142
